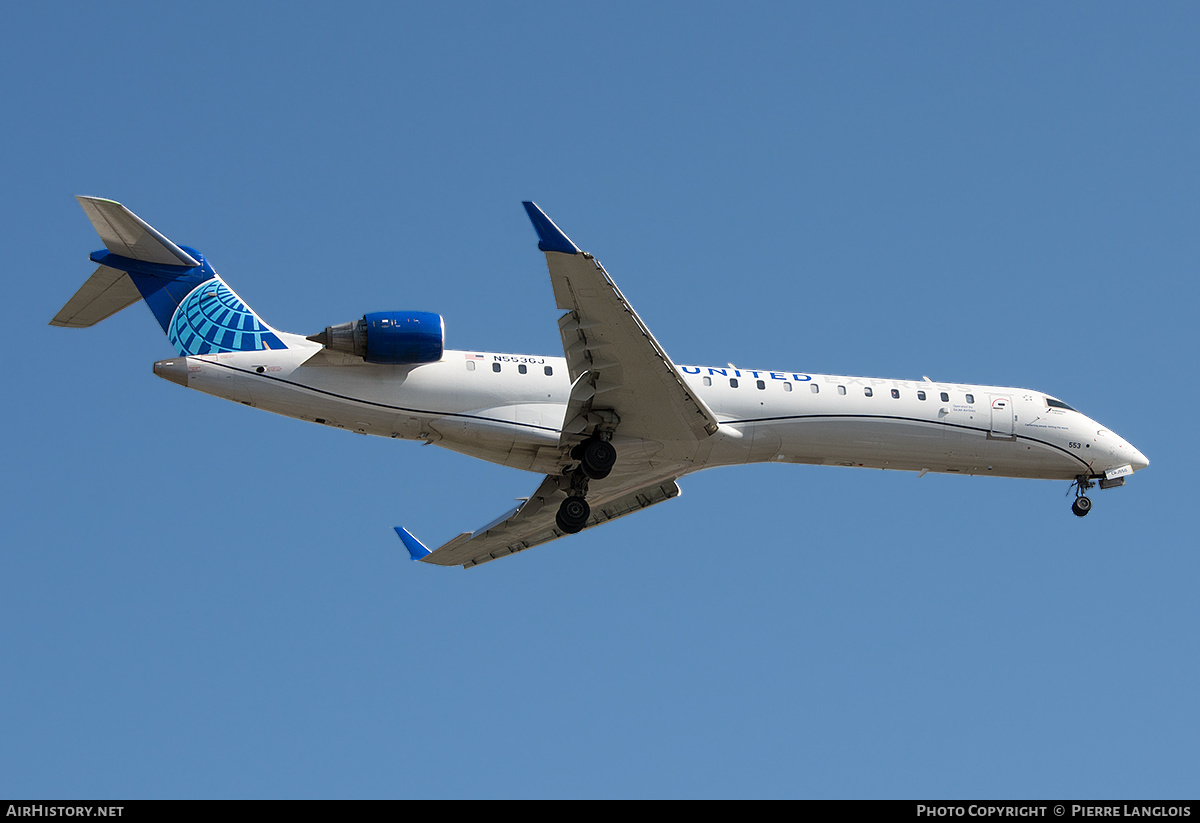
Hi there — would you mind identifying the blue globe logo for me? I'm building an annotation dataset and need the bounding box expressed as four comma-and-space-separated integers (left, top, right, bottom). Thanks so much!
168, 278, 284, 355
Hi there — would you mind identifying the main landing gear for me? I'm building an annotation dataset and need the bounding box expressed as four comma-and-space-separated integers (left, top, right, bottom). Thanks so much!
555, 437, 619, 534
573, 438, 616, 480
1069, 475, 1095, 517
556, 495, 591, 534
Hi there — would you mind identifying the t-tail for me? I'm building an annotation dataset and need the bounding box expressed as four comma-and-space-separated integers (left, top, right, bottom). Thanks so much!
51, 197, 286, 355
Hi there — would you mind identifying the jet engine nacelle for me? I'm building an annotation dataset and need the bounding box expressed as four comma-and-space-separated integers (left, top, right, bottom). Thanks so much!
309, 311, 444, 364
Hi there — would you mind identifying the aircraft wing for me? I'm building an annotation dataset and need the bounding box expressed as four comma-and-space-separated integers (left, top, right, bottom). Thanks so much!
399, 204, 710, 568
523, 203, 719, 446
403, 474, 682, 568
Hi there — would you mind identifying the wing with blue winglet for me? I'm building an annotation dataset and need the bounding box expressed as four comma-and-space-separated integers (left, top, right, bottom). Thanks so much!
400, 203, 712, 568
522, 203, 720, 447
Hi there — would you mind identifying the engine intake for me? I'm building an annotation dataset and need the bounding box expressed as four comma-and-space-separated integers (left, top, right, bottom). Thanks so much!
308, 311, 444, 364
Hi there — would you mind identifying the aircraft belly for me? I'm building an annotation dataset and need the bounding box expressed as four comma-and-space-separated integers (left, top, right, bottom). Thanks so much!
432, 438, 544, 470
249, 377, 419, 436
186, 357, 256, 406
769, 416, 943, 466
428, 407, 562, 470
762, 416, 1083, 479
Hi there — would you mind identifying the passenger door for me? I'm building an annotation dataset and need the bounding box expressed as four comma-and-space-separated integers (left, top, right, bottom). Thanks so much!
989, 395, 1015, 440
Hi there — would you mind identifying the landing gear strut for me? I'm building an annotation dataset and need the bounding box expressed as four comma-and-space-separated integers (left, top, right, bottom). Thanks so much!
1070, 475, 1095, 517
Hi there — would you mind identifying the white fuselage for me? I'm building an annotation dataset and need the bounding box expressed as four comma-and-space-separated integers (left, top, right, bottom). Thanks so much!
157, 333, 1148, 485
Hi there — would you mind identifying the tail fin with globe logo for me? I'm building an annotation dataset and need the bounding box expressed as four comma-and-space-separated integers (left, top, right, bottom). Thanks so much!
51, 196, 286, 356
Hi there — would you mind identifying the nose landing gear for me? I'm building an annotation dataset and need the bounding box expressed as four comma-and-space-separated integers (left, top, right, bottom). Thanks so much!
1069, 475, 1095, 517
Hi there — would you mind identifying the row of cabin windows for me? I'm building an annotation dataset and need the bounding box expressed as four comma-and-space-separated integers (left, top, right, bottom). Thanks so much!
466, 360, 977, 403
700, 375, 974, 404
465, 361, 554, 376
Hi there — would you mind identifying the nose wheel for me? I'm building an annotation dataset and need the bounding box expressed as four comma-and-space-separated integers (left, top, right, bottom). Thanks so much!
1069, 475, 1095, 517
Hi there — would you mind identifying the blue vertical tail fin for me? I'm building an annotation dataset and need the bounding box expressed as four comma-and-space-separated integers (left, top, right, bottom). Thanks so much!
51, 197, 286, 355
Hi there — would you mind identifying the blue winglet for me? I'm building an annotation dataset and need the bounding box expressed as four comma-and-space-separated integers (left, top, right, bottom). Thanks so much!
394, 527, 433, 561
522, 202, 580, 254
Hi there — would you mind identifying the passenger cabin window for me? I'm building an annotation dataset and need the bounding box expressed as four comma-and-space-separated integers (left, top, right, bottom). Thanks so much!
544, 366, 553, 376
864, 387, 873, 397
811, 384, 819, 394
518, 364, 527, 374
492, 363, 501, 373
730, 378, 739, 388
756, 380, 765, 390
965, 393, 974, 404
783, 382, 792, 392
1046, 397, 1077, 412
702, 376, 712, 387
838, 385, 846, 395
465, 361, 475, 371
940, 392, 949, 402
917, 390, 926, 400
891, 389, 900, 399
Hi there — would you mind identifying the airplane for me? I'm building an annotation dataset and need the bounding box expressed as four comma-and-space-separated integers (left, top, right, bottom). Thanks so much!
52, 197, 1149, 567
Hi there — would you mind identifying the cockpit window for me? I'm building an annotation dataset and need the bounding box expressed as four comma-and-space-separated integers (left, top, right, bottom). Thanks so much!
1045, 397, 1077, 412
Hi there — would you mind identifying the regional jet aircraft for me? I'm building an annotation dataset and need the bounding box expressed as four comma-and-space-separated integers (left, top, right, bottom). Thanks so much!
52, 198, 1149, 567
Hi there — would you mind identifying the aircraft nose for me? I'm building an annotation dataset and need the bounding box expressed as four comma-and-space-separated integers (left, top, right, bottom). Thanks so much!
1129, 445, 1150, 471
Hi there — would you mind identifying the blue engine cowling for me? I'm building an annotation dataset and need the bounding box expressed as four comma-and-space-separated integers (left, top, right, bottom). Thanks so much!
308, 311, 444, 364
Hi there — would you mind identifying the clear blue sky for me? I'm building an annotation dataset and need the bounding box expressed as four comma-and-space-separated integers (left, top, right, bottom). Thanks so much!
2, 2, 1197, 799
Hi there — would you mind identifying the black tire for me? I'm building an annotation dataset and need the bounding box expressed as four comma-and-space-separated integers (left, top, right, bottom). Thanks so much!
1072, 496, 1092, 517
556, 496, 591, 534
579, 439, 617, 480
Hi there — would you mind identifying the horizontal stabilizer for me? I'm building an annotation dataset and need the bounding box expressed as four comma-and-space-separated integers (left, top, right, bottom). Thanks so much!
76, 196, 199, 267
50, 265, 143, 328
